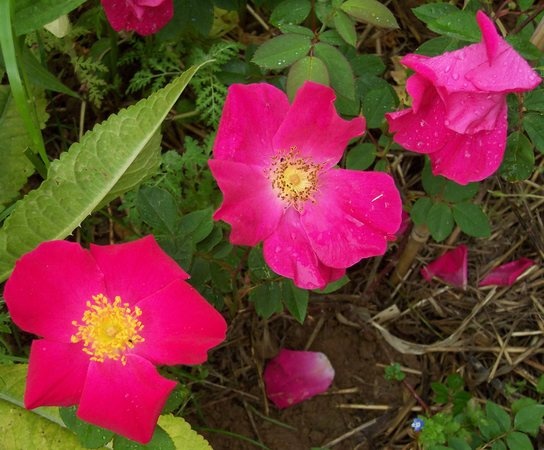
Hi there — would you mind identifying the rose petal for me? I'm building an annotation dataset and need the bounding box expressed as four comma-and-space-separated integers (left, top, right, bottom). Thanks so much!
273, 82, 365, 168
213, 83, 289, 166
90, 235, 188, 304
466, 12, 541, 92
386, 74, 452, 153
443, 91, 505, 134
429, 105, 507, 184
24, 340, 89, 409
479, 258, 535, 287
134, 280, 227, 365
421, 245, 468, 289
301, 169, 401, 268
264, 349, 335, 409
77, 356, 176, 444
101, 0, 174, 36
210, 159, 285, 246
263, 208, 344, 289
4, 241, 105, 342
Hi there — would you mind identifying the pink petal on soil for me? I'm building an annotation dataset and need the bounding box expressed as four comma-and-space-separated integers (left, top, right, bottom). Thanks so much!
478, 258, 535, 287
264, 349, 335, 409
421, 245, 468, 289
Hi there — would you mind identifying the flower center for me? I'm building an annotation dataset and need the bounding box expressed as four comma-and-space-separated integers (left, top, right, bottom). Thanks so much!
71, 294, 145, 365
268, 147, 322, 209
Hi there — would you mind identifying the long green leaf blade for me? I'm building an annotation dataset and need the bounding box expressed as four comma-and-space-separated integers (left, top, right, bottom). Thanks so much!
0, 64, 204, 282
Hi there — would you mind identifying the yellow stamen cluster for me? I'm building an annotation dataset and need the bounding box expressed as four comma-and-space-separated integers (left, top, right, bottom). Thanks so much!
268, 147, 322, 210
71, 294, 144, 365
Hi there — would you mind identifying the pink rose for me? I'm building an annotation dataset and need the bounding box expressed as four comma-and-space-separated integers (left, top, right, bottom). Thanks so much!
209, 82, 402, 289
386, 11, 541, 185
4, 236, 226, 443
101, 0, 174, 36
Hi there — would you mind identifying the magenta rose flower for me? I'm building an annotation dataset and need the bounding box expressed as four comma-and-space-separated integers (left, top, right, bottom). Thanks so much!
101, 0, 173, 36
386, 11, 541, 185
3, 236, 227, 444
209, 81, 402, 289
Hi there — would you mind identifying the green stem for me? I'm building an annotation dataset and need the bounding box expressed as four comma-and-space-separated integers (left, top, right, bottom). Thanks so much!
0, 0, 49, 174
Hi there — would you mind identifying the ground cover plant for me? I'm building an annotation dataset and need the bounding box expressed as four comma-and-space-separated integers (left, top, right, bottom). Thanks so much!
0, 0, 543, 448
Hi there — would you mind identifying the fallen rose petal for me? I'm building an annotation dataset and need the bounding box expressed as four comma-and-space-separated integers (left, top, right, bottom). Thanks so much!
421, 245, 468, 289
479, 258, 535, 287
264, 349, 334, 409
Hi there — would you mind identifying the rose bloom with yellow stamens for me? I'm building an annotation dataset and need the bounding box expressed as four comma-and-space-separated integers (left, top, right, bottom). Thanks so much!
3, 236, 227, 444
209, 81, 402, 289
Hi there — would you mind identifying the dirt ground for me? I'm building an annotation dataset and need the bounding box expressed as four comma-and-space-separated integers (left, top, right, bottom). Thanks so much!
188, 306, 423, 450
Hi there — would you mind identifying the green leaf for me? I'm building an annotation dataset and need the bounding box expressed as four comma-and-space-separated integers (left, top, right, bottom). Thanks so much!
524, 89, 544, 112
0, 365, 93, 450
486, 402, 512, 433
447, 436, 472, 450
351, 54, 385, 77
248, 246, 275, 281
523, 113, 544, 154
422, 159, 447, 196
0, 65, 203, 283
178, 207, 214, 243
157, 415, 212, 450
0, 86, 47, 207
277, 24, 314, 36
514, 404, 544, 436
270, 0, 311, 28
312, 275, 350, 294
137, 187, 179, 235
252, 34, 312, 70
346, 143, 375, 170
479, 418, 502, 440
491, 440, 507, 450
511, 397, 537, 414
333, 10, 357, 47
210, 262, 233, 293
411, 3, 459, 25
410, 197, 432, 226
431, 382, 450, 404
361, 84, 398, 128
452, 203, 490, 238
499, 132, 535, 182
313, 42, 356, 102
59, 407, 114, 448
282, 280, 309, 324
442, 181, 479, 203
13, 0, 86, 35
249, 282, 283, 319
158, 0, 213, 38
424, 10, 480, 42
415, 36, 462, 56
113, 426, 175, 449
427, 202, 454, 242
505, 431, 533, 450
22, 47, 79, 98
506, 35, 542, 60
340, 0, 399, 28
286, 56, 330, 102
